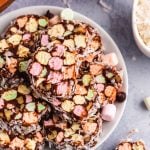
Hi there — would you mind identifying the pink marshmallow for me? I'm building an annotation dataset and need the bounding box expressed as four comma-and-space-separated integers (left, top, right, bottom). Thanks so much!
101, 104, 116, 121
49, 57, 63, 70
52, 98, 61, 106
23, 34, 31, 41
47, 71, 63, 84
57, 82, 68, 95
29, 62, 42, 76
0, 98, 4, 109
26, 95, 33, 103
102, 53, 118, 66
73, 105, 87, 117
52, 45, 65, 57
95, 84, 105, 92
41, 35, 49, 46
44, 119, 54, 127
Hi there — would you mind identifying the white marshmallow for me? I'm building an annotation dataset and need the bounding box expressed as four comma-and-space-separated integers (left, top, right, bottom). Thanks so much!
101, 104, 116, 121
61, 8, 74, 21
144, 97, 150, 110
102, 53, 118, 66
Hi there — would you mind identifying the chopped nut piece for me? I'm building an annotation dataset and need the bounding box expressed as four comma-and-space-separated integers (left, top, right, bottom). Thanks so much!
0, 56, 5, 68
4, 109, 12, 121
98, 93, 106, 104
0, 39, 9, 52
6, 57, 17, 73
90, 64, 103, 75
23, 112, 38, 124
104, 86, 117, 102
64, 128, 75, 138
82, 122, 97, 134
63, 65, 75, 79
71, 134, 84, 145
75, 84, 87, 95
17, 45, 30, 57
89, 36, 101, 50
10, 137, 24, 149
25, 138, 36, 150
18, 85, 31, 95
0, 132, 10, 145
48, 130, 57, 140
71, 123, 80, 131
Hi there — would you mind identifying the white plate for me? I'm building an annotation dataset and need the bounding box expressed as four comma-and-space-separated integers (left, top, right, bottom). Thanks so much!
0, 6, 128, 149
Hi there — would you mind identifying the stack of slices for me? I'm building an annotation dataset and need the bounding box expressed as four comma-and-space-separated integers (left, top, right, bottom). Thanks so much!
0, 9, 126, 150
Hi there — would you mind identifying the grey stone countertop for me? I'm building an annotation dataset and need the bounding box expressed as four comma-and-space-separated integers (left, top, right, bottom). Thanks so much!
1, 0, 150, 149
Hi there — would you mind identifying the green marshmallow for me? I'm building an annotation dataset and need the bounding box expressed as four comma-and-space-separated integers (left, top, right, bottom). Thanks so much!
37, 103, 46, 112
2, 90, 17, 101
38, 18, 48, 27
82, 74, 92, 86
85, 89, 94, 101
95, 75, 106, 84
19, 61, 28, 72
26, 102, 36, 112
15, 113, 22, 119
0, 56, 5, 68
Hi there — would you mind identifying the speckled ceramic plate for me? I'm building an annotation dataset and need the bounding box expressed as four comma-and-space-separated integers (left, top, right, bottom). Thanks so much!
0, 6, 128, 149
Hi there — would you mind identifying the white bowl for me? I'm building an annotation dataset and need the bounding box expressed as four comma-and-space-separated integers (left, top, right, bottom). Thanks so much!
0, 6, 128, 149
132, 0, 150, 57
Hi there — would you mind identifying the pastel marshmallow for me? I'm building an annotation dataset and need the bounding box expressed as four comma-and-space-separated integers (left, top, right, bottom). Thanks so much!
144, 97, 150, 110
101, 104, 116, 121
57, 82, 68, 95
26, 95, 33, 103
23, 34, 31, 41
41, 35, 49, 46
49, 57, 63, 70
102, 53, 118, 66
47, 71, 63, 84
29, 62, 42, 76
61, 8, 74, 20
0, 98, 4, 109
95, 84, 105, 92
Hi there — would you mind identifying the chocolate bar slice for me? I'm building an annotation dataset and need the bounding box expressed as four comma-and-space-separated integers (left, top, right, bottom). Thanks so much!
0, 83, 51, 149
115, 141, 146, 150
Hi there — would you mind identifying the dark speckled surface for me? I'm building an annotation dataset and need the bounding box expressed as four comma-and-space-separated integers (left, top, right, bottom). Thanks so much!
0, 0, 150, 149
